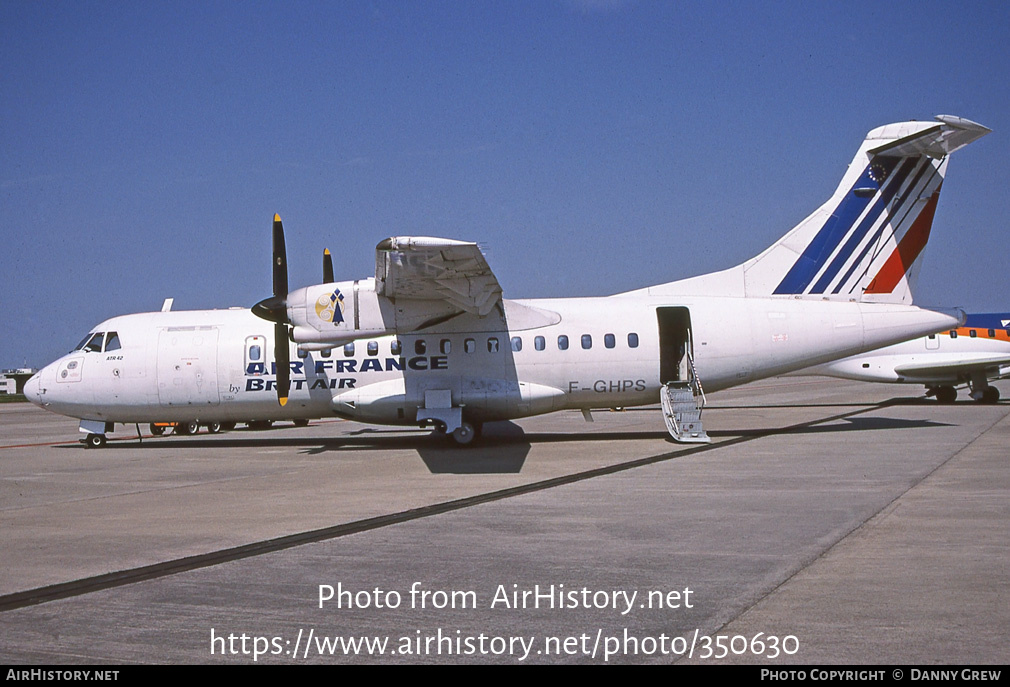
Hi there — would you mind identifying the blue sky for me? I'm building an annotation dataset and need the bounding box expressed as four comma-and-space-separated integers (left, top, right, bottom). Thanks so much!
2, 1, 1008, 368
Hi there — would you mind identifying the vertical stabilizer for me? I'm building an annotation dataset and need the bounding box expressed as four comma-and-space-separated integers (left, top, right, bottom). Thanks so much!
650, 116, 990, 302
741, 115, 989, 303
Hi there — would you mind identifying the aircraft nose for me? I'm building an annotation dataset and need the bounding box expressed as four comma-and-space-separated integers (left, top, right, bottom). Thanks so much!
23, 373, 42, 406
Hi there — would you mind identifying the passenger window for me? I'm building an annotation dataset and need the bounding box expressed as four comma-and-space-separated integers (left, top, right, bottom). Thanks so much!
415, 340, 426, 355
628, 333, 639, 348
989, 329, 996, 338
84, 333, 104, 353
604, 333, 615, 349
488, 338, 499, 353
344, 342, 355, 357
558, 335, 569, 351
970, 330, 977, 338
391, 339, 402, 356
320, 348, 331, 358
367, 341, 378, 356
950, 330, 958, 339
464, 338, 476, 354
581, 334, 592, 349
511, 336, 522, 352
535, 336, 545, 351
297, 347, 308, 359
249, 345, 262, 361
105, 332, 121, 351
440, 339, 451, 355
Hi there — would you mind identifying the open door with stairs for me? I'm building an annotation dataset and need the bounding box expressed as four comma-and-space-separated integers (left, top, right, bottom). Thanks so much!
658, 307, 710, 443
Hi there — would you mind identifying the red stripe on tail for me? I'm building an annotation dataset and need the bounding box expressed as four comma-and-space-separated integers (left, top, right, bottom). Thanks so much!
865, 188, 942, 294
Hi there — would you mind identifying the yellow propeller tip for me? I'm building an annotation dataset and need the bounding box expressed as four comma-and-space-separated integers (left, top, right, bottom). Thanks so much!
279, 397, 288, 407
274, 213, 282, 222
324, 248, 330, 255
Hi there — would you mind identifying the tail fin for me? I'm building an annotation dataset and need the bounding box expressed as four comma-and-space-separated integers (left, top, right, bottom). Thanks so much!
743, 115, 990, 303
655, 116, 990, 302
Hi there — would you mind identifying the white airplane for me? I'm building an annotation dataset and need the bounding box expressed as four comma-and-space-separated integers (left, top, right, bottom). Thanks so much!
25, 115, 990, 447
798, 313, 1010, 403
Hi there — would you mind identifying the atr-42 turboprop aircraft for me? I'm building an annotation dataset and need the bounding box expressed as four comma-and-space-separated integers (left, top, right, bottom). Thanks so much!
25, 115, 990, 447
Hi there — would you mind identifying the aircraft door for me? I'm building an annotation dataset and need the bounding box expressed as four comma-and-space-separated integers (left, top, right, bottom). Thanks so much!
157, 327, 221, 407
657, 307, 692, 384
925, 333, 940, 350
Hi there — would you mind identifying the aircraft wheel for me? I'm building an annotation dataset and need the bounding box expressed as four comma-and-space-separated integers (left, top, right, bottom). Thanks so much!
451, 422, 478, 445
220, 422, 236, 432
935, 386, 957, 404
205, 422, 222, 434
293, 419, 310, 427
981, 386, 1000, 404
85, 433, 107, 449
247, 420, 273, 431
177, 421, 200, 435
150, 424, 166, 436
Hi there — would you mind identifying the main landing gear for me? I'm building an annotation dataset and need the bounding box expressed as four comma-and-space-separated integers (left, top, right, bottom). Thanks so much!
430, 420, 483, 446
928, 384, 1001, 404
931, 385, 958, 404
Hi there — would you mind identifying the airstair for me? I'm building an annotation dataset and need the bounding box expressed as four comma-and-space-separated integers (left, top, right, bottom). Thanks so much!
661, 351, 711, 443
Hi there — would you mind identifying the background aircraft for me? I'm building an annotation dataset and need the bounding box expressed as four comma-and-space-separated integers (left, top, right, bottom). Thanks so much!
25, 116, 989, 446
798, 313, 1010, 403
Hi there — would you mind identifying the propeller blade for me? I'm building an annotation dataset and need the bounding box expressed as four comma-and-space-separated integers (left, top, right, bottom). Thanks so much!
323, 248, 334, 283
272, 214, 288, 299
274, 322, 290, 407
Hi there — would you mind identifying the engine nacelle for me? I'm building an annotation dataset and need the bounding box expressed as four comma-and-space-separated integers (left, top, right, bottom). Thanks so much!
286, 278, 461, 345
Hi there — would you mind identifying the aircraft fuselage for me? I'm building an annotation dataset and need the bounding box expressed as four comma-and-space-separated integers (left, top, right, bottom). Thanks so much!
26, 293, 959, 429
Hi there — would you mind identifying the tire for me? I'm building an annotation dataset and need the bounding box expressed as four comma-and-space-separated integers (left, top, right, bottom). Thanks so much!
85, 433, 107, 449
205, 422, 222, 434
293, 419, 309, 427
981, 386, 1000, 404
451, 422, 477, 445
177, 421, 200, 435
220, 421, 236, 432
150, 424, 166, 436
935, 386, 957, 404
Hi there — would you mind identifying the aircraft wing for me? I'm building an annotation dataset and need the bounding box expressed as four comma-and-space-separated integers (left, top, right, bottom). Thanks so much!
894, 355, 1010, 379
374, 237, 503, 317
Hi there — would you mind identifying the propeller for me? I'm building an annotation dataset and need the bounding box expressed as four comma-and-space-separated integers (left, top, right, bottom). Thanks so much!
323, 248, 334, 283
252, 214, 291, 407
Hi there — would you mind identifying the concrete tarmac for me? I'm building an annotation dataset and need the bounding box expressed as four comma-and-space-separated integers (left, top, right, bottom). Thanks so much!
0, 377, 1006, 664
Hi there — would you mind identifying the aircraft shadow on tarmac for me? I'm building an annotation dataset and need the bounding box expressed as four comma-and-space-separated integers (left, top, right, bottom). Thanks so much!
55, 408, 957, 473
707, 415, 955, 439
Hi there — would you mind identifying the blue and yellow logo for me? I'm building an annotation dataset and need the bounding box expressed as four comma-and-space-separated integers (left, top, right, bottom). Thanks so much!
315, 289, 345, 325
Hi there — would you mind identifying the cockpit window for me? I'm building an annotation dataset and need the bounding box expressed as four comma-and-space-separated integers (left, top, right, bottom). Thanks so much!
83, 333, 104, 352
73, 334, 93, 352
105, 332, 121, 351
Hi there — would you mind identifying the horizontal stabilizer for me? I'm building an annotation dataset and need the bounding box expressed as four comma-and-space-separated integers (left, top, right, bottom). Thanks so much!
868, 116, 992, 159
